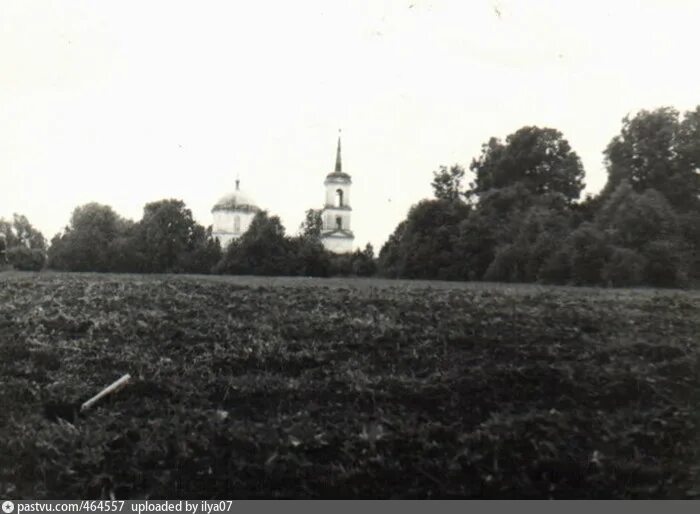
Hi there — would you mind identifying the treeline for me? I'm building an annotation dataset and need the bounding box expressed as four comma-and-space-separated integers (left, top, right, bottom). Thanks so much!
4, 105, 699, 287
48, 200, 221, 274
378, 106, 700, 287
44, 199, 375, 277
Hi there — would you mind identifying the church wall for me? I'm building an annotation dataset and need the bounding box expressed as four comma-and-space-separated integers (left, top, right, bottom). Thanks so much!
322, 236, 354, 254
212, 210, 256, 249
213, 232, 236, 250
322, 210, 351, 231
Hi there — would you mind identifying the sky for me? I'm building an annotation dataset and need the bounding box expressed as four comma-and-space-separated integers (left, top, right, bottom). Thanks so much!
2, 0, 700, 251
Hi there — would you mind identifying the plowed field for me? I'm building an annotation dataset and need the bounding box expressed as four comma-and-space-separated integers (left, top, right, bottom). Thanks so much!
1, 272, 699, 499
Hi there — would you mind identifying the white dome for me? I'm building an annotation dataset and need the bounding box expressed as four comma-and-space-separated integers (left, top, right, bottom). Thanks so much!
212, 185, 259, 212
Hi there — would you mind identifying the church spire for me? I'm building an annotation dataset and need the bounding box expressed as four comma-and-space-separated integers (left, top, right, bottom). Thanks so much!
334, 129, 342, 173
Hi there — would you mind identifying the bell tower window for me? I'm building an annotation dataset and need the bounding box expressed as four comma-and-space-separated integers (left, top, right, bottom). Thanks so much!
234, 215, 241, 233
336, 216, 342, 230
336, 189, 344, 207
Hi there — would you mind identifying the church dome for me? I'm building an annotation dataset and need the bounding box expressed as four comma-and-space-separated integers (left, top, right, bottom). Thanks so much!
212, 181, 260, 213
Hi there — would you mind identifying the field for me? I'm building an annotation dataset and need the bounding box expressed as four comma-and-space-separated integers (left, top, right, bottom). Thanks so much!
1, 271, 700, 499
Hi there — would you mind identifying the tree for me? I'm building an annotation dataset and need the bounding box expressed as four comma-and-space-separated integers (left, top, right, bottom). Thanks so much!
601, 247, 647, 287
0, 213, 46, 270
351, 243, 377, 276
106, 221, 146, 273
215, 211, 293, 276
431, 164, 466, 202
299, 208, 323, 241
0, 214, 46, 252
480, 194, 574, 283
643, 239, 688, 287
135, 199, 211, 273
174, 224, 222, 274
377, 220, 407, 278
288, 235, 330, 277
7, 246, 45, 271
377, 199, 470, 279
11, 214, 46, 251
470, 126, 585, 203
48, 203, 130, 271
452, 212, 498, 281
596, 181, 679, 250
48, 200, 218, 274
603, 107, 700, 211
564, 223, 611, 286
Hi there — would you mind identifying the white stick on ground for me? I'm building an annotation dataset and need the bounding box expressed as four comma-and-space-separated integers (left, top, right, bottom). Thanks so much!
80, 374, 131, 412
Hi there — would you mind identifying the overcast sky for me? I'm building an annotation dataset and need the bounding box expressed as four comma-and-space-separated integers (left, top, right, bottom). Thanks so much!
2, 0, 699, 250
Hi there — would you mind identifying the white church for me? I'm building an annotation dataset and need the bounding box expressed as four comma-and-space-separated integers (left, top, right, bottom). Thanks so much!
211, 134, 355, 254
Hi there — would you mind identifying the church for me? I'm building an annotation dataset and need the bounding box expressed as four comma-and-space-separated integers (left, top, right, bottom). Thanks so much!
211, 134, 355, 254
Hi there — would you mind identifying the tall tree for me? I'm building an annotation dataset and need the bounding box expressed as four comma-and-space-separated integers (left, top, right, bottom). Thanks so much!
377, 199, 470, 279
136, 199, 201, 272
48, 203, 127, 271
470, 126, 585, 203
603, 107, 700, 210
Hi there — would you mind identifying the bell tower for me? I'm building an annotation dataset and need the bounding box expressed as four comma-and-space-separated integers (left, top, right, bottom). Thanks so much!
321, 131, 355, 253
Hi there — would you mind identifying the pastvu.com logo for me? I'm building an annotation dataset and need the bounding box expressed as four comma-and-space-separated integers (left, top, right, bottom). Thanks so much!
2, 501, 14, 513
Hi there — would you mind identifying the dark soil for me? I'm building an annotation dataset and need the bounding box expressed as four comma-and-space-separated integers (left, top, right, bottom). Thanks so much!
1, 273, 700, 499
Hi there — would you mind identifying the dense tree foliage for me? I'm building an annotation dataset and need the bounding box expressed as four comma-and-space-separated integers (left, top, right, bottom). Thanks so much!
49, 203, 130, 272
48, 200, 220, 274
603, 107, 700, 211
599, 107, 700, 282
483, 193, 574, 283
215, 211, 294, 275
6, 246, 46, 271
135, 199, 220, 273
378, 199, 471, 279
380, 112, 699, 288
470, 126, 585, 203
